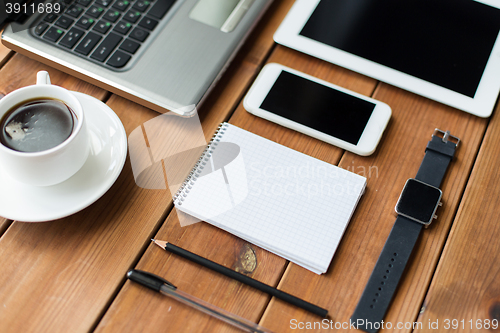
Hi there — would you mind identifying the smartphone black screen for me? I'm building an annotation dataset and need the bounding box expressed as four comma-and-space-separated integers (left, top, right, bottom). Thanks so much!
299, 0, 500, 98
260, 71, 375, 145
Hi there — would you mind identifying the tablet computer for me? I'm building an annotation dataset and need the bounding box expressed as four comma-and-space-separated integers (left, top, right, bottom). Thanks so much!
274, 0, 500, 118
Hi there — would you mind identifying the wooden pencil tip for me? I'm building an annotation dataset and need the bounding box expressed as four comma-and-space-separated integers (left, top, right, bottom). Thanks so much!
152, 239, 168, 249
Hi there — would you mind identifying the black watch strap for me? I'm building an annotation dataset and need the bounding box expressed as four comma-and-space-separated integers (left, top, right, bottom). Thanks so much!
351, 130, 459, 333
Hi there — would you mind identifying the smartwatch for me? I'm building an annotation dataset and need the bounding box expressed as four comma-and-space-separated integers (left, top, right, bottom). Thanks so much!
351, 129, 460, 333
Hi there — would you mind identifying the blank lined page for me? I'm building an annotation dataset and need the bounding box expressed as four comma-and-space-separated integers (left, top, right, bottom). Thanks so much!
175, 123, 366, 274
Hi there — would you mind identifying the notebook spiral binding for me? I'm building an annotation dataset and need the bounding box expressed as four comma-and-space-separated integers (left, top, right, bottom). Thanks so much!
173, 122, 229, 206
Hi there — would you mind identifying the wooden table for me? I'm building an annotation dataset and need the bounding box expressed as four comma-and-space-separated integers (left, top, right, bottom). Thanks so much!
1, 1, 499, 332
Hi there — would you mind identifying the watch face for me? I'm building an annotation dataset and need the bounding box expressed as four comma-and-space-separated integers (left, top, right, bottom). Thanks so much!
396, 178, 442, 224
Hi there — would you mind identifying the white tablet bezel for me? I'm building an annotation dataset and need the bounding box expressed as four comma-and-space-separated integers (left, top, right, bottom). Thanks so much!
243, 63, 392, 156
274, 0, 500, 118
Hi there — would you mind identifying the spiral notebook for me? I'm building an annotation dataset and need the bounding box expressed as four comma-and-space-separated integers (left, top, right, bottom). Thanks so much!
173, 123, 366, 274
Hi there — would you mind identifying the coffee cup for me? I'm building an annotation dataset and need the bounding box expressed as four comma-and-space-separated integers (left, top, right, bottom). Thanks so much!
0, 71, 89, 186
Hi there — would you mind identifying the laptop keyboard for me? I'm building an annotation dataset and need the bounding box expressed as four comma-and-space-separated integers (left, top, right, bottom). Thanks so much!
32, 0, 177, 69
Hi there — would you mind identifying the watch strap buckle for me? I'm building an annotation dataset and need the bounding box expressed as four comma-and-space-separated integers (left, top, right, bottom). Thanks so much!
433, 129, 460, 148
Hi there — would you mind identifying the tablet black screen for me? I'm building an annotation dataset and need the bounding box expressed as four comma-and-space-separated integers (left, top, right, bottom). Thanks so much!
300, 0, 500, 98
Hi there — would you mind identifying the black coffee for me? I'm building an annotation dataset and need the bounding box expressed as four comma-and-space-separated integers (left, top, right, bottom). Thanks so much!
0, 98, 75, 152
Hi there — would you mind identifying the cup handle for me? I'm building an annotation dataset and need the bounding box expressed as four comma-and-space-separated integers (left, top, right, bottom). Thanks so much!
36, 71, 51, 85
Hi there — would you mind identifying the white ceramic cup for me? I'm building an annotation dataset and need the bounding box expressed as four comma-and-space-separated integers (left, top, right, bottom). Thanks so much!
0, 71, 89, 186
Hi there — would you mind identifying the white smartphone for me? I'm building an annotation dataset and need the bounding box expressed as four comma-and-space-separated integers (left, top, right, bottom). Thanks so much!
243, 63, 392, 156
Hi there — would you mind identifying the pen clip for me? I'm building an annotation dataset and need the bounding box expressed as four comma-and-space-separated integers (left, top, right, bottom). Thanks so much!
127, 269, 177, 292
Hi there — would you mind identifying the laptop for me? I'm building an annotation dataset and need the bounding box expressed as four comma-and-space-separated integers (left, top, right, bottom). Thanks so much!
1, 0, 272, 116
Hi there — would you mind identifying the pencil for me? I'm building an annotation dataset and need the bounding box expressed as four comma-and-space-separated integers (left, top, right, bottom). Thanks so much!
152, 239, 328, 318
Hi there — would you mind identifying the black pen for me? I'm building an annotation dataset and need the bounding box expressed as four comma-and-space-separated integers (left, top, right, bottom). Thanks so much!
152, 239, 329, 318
127, 270, 274, 333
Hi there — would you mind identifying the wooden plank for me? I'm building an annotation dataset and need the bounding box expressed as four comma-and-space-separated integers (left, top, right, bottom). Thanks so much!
0, 218, 11, 236
0, 30, 14, 67
0, 38, 21, 235
96, 40, 379, 332
415, 102, 500, 332
257, 84, 487, 330
0, 53, 107, 98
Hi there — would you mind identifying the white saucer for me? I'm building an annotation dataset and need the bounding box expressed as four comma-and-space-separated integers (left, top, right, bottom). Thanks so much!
0, 92, 128, 222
